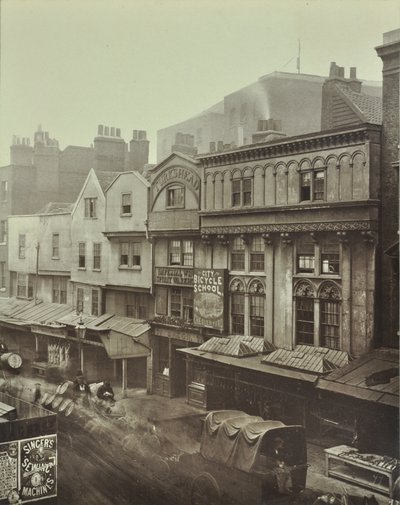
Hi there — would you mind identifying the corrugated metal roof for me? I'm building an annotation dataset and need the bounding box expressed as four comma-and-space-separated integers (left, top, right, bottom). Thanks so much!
197, 335, 271, 357
0, 297, 32, 316
9, 301, 74, 324
262, 345, 349, 374
317, 348, 399, 406
90, 315, 150, 338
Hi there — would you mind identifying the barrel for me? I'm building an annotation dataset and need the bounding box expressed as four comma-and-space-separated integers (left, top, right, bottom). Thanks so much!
0, 352, 22, 370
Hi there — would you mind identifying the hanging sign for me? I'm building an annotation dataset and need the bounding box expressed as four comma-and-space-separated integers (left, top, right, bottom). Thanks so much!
193, 269, 227, 331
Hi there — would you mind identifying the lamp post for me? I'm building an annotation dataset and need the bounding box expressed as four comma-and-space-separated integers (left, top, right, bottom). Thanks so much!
75, 313, 86, 373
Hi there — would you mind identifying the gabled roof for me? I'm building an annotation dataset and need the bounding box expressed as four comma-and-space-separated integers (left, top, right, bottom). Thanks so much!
105, 170, 150, 193
96, 170, 123, 192
336, 84, 382, 124
148, 151, 200, 176
262, 345, 350, 374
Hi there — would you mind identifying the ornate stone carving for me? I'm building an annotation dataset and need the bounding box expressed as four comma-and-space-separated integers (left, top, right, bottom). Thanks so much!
319, 282, 341, 300
230, 279, 245, 292
295, 282, 314, 298
249, 280, 265, 295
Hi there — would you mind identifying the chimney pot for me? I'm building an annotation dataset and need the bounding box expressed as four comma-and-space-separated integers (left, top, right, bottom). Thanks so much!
210, 141, 216, 153
350, 67, 357, 79
104, 126, 109, 136
139, 130, 147, 141
116, 128, 121, 137
338, 66, 345, 78
110, 127, 115, 136
98, 124, 104, 135
329, 62, 338, 77
217, 141, 224, 151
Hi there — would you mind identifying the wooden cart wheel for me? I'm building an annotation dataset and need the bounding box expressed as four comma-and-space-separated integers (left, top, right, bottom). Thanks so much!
190, 472, 221, 505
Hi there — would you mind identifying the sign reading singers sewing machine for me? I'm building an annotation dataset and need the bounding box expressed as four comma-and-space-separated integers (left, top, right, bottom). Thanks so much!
193, 269, 228, 331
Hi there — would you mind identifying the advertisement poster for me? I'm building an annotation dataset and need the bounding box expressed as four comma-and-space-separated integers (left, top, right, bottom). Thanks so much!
193, 269, 227, 330
19, 435, 57, 502
0, 442, 18, 502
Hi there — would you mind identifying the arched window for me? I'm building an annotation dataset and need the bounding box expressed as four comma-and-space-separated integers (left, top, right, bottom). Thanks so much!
295, 281, 315, 345
249, 280, 265, 337
230, 279, 245, 335
166, 184, 184, 208
319, 282, 341, 350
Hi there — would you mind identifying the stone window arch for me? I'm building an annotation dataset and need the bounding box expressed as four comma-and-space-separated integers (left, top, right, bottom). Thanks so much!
248, 279, 265, 337
230, 278, 245, 335
319, 282, 341, 350
295, 281, 315, 345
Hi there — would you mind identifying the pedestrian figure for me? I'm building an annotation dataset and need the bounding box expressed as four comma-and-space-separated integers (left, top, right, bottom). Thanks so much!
72, 370, 91, 407
33, 383, 42, 403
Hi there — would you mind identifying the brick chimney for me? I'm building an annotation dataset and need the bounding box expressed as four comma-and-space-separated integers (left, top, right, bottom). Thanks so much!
10, 136, 33, 166
94, 124, 126, 171
129, 130, 149, 171
171, 132, 198, 157
251, 119, 286, 144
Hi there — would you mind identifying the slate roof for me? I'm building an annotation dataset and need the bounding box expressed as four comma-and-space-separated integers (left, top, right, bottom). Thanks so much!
261, 345, 350, 374
197, 335, 275, 357
317, 348, 399, 407
37, 202, 74, 215
337, 84, 382, 124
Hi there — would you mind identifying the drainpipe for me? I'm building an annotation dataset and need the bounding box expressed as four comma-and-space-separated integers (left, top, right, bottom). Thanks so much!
34, 243, 40, 304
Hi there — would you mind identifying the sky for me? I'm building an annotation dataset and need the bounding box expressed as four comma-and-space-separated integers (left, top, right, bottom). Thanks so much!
0, 0, 399, 165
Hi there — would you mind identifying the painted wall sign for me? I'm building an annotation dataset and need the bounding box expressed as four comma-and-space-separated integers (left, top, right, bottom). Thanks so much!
153, 166, 200, 196
193, 269, 227, 330
155, 267, 194, 286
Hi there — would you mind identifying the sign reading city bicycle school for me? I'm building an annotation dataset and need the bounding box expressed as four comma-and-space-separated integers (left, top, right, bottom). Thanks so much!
193, 269, 227, 331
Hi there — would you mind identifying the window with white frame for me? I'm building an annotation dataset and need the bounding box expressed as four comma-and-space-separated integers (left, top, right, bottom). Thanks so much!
0, 181, 8, 202
232, 178, 252, 207
0, 262, 6, 289
91, 289, 99, 316
84, 197, 97, 218
52, 277, 67, 304
321, 240, 340, 274
119, 242, 141, 268
297, 238, 315, 273
231, 236, 245, 271
76, 287, 84, 313
17, 273, 33, 299
121, 193, 132, 215
78, 242, 86, 268
18, 234, 26, 259
300, 171, 325, 202
0, 220, 7, 244
52, 233, 60, 259
250, 236, 265, 271
93, 243, 101, 270
166, 185, 184, 208
168, 240, 193, 267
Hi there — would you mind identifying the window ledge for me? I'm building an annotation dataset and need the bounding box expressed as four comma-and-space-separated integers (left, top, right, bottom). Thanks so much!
249, 271, 266, 275
93, 268, 102, 272
52, 257, 60, 260
120, 213, 132, 217
84, 217, 98, 220
0, 288, 6, 292
78, 267, 86, 271
0, 242, 6, 246
165, 206, 184, 210
118, 266, 142, 271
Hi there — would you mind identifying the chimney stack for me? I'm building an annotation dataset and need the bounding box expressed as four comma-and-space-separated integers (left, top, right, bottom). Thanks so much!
252, 118, 286, 144
171, 132, 197, 157
10, 135, 33, 166
129, 129, 149, 171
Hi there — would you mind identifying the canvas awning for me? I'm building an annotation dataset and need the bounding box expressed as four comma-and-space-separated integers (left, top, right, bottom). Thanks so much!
100, 329, 150, 359
316, 348, 399, 407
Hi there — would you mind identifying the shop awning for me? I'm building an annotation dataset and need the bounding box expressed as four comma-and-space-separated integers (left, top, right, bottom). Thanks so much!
179, 347, 318, 383
100, 329, 150, 359
0, 299, 74, 328
316, 348, 399, 407
196, 335, 275, 357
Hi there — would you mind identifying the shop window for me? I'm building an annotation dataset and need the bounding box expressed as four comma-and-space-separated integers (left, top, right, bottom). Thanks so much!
300, 171, 325, 202
78, 242, 86, 269
93, 243, 101, 270
320, 283, 341, 350
76, 287, 84, 313
18, 234, 26, 259
231, 236, 245, 271
250, 236, 264, 271
192, 365, 206, 385
231, 178, 252, 207
321, 240, 340, 274
92, 289, 99, 316
295, 282, 314, 345
121, 193, 132, 215
231, 292, 245, 335
17, 273, 33, 299
158, 339, 169, 375
52, 233, 59, 259
0, 220, 7, 244
297, 238, 315, 273
168, 240, 193, 266
84, 197, 97, 218
166, 185, 184, 208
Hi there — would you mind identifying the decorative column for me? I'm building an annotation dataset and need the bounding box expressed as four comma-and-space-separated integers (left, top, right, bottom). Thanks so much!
281, 233, 293, 349
262, 233, 274, 345
338, 232, 351, 354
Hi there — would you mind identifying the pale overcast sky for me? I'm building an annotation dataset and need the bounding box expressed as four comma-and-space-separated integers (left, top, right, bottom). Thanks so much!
0, 0, 399, 165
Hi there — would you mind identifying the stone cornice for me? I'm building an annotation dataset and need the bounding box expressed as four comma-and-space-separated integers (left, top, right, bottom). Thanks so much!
197, 124, 381, 168
201, 220, 378, 236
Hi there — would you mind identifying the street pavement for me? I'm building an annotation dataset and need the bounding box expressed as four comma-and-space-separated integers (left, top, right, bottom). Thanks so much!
0, 373, 389, 505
